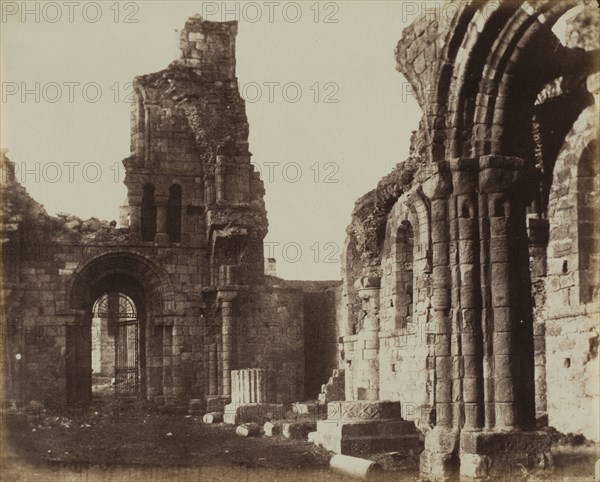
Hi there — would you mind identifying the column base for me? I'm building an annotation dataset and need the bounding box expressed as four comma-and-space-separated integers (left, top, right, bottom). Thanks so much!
312, 401, 423, 458
223, 402, 287, 425
313, 418, 423, 457
419, 426, 460, 479
459, 429, 552, 479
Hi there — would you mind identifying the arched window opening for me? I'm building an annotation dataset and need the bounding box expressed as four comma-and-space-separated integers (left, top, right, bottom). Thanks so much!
395, 220, 414, 329
141, 183, 156, 241
167, 184, 182, 242
91, 292, 139, 397
578, 140, 598, 304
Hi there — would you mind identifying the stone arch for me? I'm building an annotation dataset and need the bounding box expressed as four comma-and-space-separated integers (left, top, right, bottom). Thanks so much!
547, 104, 598, 308
68, 251, 175, 320
436, 0, 590, 161
380, 192, 428, 332
65, 251, 174, 404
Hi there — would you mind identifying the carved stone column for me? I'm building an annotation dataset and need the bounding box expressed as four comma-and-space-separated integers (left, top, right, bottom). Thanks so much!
354, 276, 381, 401
127, 193, 142, 241
419, 162, 460, 478
231, 368, 266, 404
218, 289, 238, 399
216, 156, 226, 202
459, 155, 549, 479
204, 169, 215, 205
155, 194, 169, 245
208, 343, 217, 397
451, 159, 485, 431
479, 155, 537, 430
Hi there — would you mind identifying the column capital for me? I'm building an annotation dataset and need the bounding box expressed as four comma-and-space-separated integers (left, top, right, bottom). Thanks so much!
449, 157, 479, 195
353, 276, 380, 291
419, 161, 453, 201
217, 289, 238, 303
478, 155, 539, 194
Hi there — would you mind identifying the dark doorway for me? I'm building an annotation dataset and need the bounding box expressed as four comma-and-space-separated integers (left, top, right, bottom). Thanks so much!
67, 274, 147, 405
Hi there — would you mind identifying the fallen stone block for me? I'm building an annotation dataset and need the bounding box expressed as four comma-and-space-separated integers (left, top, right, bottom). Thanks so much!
330, 454, 382, 480
283, 421, 317, 440
224, 402, 287, 425
263, 421, 283, 436
236, 422, 261, 437
202, 412, 223, 424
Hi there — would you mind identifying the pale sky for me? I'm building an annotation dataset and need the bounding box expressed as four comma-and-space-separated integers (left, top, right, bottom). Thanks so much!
2, 1, 431, 280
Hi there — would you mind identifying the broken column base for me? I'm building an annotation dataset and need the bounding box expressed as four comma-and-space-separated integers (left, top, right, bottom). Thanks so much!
223, 402, 287, 425
314, 418, 423, 456
312, 401, 423, 457
459, 429, 552, 479
419, 426, 461, 478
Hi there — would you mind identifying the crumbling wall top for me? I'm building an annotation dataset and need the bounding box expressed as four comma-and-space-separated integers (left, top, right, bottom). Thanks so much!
176, 14, 238, 80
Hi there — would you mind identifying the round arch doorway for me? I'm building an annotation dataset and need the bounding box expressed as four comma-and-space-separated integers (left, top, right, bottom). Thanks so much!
67, 272, 147, 406
91, 292, 141, 398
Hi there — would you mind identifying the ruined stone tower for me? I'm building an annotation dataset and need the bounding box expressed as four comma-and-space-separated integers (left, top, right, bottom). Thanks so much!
124, 15, 267, 287
1, 16, 339, 413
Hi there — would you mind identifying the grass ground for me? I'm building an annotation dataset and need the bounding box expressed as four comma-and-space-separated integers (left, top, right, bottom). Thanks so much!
0, 389, 597, 481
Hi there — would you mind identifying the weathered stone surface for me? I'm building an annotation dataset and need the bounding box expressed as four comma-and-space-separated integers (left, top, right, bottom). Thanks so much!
335, 3, 599, 480
459, 430, 552, 478
223, 403, 287, 425
263, 421, 283, 437
202, 412, 223, 424
235, 423, 261, 437
0, 15, 339, 413
330, 454, 383, 480
327, 401, 402, 421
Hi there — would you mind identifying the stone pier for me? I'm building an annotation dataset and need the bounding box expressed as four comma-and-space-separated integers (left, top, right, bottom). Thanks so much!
312, 400, 422, 457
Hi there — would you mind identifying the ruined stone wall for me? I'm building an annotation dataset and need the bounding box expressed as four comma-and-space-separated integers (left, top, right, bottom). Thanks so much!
0, 16, 338, 413
377, 197, 432, 421
0, 177, 208, 406
545, 83, 599, 441
336, 4, 600, 466
540, 6, 600, 441
234, 287, 305, 404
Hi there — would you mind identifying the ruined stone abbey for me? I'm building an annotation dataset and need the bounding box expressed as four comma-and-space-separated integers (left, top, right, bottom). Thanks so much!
1, 2, 599, 479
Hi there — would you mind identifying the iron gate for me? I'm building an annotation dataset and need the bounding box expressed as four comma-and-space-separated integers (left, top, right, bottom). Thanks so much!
95, 293, 140, 397
114, 318, 139, 396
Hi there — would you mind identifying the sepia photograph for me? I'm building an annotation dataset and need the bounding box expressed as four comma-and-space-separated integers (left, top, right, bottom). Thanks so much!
1, 1, 599, 480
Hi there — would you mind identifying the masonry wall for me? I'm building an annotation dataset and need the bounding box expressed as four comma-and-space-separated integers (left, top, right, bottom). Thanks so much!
235, 286, 305, 404
276, 280, 341, 400
545, 96, 599, 441
378, 199, 432, 421
0, 183, 208, 407
0, 16, 323, 413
